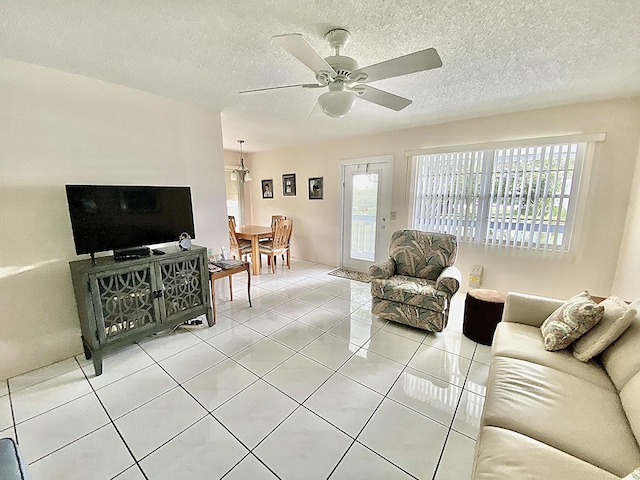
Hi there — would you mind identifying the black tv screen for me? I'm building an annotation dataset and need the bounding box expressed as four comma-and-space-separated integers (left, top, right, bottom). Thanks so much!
65, 185, 196, 255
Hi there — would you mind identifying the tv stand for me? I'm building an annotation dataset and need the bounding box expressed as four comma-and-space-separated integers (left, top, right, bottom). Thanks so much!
69, 245, 213, 376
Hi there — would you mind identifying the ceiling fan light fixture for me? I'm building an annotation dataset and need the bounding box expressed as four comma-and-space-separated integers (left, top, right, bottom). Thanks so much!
318, 90, 356, 118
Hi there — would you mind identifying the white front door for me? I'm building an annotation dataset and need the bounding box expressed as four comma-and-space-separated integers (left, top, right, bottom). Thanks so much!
341, 156, 393, 272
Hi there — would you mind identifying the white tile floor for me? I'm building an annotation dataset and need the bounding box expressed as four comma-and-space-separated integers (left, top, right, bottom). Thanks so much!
1, 260, 490, 480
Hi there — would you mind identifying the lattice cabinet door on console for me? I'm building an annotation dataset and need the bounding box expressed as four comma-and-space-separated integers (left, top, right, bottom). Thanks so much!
158, 253, 208, 322
70, 246, 213, 376
91, 263, 160, 346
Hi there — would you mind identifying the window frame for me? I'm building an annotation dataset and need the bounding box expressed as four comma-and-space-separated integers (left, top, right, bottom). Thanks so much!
408, 134, 605, 253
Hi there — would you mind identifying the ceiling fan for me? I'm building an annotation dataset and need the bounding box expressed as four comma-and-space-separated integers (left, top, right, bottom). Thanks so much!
240, 28, 442, 118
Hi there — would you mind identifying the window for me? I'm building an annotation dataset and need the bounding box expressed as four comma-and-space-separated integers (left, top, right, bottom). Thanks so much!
412, 140, 591, 252
224, 167, 242, 224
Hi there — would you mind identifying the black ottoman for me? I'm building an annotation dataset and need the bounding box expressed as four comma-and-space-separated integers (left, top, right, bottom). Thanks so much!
463, 289, 506, 345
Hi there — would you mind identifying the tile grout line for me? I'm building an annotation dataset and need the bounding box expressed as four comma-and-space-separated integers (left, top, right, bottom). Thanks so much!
77, 355, 152, 480
218, 451, 282, 480
430, 341, 478, 480
8, 269, 474, 479
190, 315, 386, 472
6, 380, 19, 445
3, 264, 323, 473
110, 349, 252, 469
148, 330, 328, 474
16, 356, 151, 474
123, 285, 378, 473
111, 338, 255, 471
325, 332, 431, 479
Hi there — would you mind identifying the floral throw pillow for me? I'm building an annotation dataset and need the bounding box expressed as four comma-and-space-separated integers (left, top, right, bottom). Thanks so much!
540, 291, 604, 351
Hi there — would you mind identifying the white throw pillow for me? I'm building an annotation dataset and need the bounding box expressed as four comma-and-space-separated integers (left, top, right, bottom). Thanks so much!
572, 295, 637, 362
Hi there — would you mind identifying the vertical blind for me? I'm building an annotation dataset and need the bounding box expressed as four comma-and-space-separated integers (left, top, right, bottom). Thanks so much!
413, 142, 584, 252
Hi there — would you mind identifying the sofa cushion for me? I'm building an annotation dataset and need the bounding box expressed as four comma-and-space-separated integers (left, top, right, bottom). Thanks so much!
389, 230, 456, 280
501, 292, 565, 328
472, 426, 619, 480
600, 316, 640, 392
492, 322, 615, 391
620, 370, 640, 449
371, 276, 445, 308
540, 291, 604, 351
572, 296, 637, 362
482, 356, 640, 476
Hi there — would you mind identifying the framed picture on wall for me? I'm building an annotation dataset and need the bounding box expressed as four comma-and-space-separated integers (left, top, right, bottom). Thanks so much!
308, 177, 323, 200
262, 179, 274, 199
282, 173, 296, 196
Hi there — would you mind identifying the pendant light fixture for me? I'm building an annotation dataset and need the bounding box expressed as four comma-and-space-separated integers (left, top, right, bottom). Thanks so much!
230, 140, 252, 183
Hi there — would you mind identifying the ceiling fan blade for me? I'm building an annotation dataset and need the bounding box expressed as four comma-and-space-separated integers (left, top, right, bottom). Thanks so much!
240, 83, 323, 94
272, 34, 337, 76
353, 48, 442, 83
356, 85, 412, 111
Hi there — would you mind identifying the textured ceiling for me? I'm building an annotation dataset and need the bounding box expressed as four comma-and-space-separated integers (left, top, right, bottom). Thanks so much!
2, 1, 640, 152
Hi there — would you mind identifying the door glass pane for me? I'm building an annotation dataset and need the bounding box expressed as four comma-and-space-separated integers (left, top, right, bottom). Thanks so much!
350, 172, 379, 261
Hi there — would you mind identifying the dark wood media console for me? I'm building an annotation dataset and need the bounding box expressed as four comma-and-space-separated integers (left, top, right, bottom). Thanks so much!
69, 245, 213, 376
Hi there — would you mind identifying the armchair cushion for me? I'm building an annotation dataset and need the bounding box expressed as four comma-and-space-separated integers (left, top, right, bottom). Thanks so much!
369, 258, 395, 279
371, 276, 447, 311
436, 266, 462, 297
389, 230, 457, 280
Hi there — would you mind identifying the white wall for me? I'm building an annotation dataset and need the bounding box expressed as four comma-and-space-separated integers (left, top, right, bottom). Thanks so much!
246, 97, 640, 300
0, 59, 228, 380
613, 141, 640, 301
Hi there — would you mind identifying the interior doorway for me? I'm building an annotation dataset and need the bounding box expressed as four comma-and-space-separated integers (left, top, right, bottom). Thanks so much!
340, 156, 393, 272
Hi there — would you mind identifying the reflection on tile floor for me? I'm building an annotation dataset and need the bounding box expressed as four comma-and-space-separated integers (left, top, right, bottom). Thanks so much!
2, 261, 486, 479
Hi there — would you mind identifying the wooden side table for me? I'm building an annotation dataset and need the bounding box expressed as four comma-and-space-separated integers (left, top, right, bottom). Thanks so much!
209, 261, 252, 323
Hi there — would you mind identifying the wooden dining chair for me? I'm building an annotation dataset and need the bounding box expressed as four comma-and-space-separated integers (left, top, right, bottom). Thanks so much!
271, 215, 287, 228
265, 215, 288, 265
259, 219, 293, 273
260, 215, 287, 243
228, 217, 252, 261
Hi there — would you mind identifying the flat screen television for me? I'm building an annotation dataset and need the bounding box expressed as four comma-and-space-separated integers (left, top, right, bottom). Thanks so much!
65, 184, 196, 256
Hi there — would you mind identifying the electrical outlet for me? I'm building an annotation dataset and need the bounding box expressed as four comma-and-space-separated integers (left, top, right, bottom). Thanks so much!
469, 265, 483, 288
390, 211, 397, 220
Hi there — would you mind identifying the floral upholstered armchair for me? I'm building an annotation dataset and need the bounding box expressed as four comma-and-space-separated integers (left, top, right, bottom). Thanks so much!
369, 230, 461, 332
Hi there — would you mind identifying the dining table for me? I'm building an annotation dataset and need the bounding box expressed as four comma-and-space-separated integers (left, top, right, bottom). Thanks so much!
235, 224, 273, 275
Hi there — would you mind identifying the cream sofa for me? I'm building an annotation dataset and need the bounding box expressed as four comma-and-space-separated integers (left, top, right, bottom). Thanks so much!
471, 292, 640, 479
